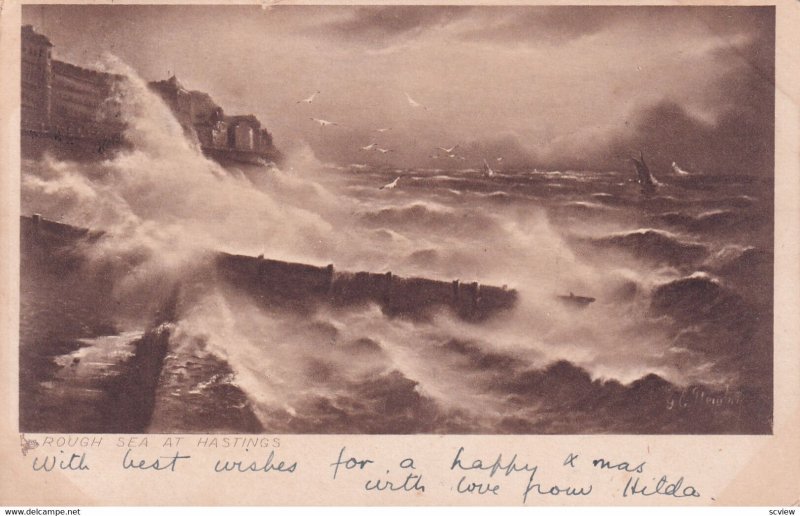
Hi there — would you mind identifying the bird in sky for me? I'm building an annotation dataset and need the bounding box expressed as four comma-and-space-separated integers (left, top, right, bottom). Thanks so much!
376, 147, 394, 154
361, 143, 378, 151
310, 117, 338, 128
437, 144, 459, 154
405, 92, 428, 110
496, 157, 504, 162
380, 177, 400, 190
260, 0, 285, 11
297, 91, 320, 104
375, 128, 391, 133
671, 161, 691, 176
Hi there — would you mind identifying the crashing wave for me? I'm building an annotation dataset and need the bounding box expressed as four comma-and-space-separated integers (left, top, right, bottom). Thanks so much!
590, 229, 708, 266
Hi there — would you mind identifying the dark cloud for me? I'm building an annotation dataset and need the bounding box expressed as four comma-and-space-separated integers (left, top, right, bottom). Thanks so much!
24, 5, 774, 176
532, 93, 773, 177
695, 5, 774, 45
307, 5, 776, 49
457, 6, 774, 47
301, 6, 775, 177
457, 6, 629, 45
520, 8, 774, 176
314, 6, 628, 47
607, 37, 774, 177
318, 6, 470, 45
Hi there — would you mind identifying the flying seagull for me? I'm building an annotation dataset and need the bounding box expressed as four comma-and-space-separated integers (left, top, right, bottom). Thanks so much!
380, 177, 400, 190
297, 91, 320, 104
376, 147, 394, 154
375, 128, 391, 133
405, 92, 427, 110
671, 161, 691, 176
436, 144, 459, 154
310, 117, 338, 128
361, 143, 378, 151
261, 0, 285, 10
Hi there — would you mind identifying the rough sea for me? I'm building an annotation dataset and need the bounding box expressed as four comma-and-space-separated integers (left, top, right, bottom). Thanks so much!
20, 65, 773, 434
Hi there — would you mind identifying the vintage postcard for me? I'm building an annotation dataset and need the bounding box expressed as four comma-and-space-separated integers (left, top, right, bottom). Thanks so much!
0, 0, 798, 507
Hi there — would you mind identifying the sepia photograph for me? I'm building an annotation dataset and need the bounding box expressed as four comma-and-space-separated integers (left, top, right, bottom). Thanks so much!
18, 5, 775, 436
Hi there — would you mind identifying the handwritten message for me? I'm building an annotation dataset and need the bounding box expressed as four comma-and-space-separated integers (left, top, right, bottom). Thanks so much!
21, 434, 704, 503
323, 444, 699, 502
331, 447, 426, 493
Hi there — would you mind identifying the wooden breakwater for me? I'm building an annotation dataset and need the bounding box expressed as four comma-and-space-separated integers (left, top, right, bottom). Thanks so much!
216, 253, 517, 321
20, 215, 518, 321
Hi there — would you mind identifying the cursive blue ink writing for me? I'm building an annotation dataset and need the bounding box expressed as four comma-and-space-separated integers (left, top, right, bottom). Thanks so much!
623, 475, 700, 498
399, 457, 415, 469
522, 467, 592, 504
122, 449, 191, 472
450, 446, 536, 478
330, 447, 374, 480
214, 450, 297, 473
563, 453, 579, 468
456, 475, 500, 495
32, 451, 89, 472
364, 470, 425, 492
592, 457, 646, 473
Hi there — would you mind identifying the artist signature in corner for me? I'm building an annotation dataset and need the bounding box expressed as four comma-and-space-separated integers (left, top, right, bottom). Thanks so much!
666, 386, 742, 411
20, 434, 40, 456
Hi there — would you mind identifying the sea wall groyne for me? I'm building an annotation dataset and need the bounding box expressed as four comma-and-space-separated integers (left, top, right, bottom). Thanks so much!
22, 215, 518, 322
217, 253, 517, 321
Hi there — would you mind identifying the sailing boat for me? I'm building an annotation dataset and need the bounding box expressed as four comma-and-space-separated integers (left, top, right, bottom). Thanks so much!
483, 158, 495, 177
557, 291, 596, 307
630, 151, 658, 194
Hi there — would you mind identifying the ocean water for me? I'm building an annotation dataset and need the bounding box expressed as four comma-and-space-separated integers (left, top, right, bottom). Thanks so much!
20, 63, 773, 434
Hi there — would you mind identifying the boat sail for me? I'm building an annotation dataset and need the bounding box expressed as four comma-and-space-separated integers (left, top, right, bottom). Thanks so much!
483, 158, 495, 177
630, 151, 657, 194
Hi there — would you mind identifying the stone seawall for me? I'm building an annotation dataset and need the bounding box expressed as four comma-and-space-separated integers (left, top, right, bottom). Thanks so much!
22, 128, 124, 160
22, 129, 281, 165
20, 215, 172, 432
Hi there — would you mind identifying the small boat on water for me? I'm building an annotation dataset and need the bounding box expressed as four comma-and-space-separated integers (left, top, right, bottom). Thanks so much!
558, 292, 596, 307
483, 158, 495, 177
630, 151, 658, 194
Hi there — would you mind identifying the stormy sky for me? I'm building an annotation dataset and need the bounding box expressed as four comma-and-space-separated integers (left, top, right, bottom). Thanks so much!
23, 5, 774, 175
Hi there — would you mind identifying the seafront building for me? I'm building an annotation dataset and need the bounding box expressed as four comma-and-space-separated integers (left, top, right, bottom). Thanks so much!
21, 24, 279, 163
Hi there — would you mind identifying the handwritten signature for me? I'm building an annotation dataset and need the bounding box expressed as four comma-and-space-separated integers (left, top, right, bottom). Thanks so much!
623, 475, 700, 498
